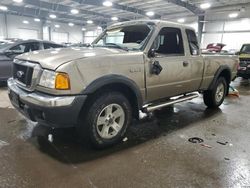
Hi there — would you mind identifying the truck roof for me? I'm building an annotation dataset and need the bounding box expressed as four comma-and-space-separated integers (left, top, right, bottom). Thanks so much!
108, 19, 195, 31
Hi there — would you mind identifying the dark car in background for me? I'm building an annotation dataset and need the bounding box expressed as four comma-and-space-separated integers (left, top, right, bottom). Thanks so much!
0, 39, 63, 84
237, 44, 250, 79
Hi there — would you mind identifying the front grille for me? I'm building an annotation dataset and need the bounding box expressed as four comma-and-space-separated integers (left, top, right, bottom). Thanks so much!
13, 63, 33, 87
12, 59, 42, 91
13, 63, 34, 87
239, 58, 250, 67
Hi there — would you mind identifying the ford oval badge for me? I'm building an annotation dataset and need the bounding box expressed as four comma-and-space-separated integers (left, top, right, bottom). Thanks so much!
17, 71, 24, 78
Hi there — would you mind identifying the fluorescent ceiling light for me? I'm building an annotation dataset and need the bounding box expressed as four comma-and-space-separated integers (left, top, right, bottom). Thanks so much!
177, 18, 185, 23
23, 20, 29, 24
55, 24, 60, 28
111, 16, 118, 21
146, 11, 155, 17
97, 26, 102, 29
87, 20, 93, 24
229, 13, 239, 18
71, 9, 79, 14
13, 0, 23, 3
103, 1, 113, 7
49, 14, 57, 19
200, 3, 211, 9
68, 22, 74, 26
82, 28, 86, 31
199, 20, 209, 23
0, 6, 8, 11
34, 18, 40, 22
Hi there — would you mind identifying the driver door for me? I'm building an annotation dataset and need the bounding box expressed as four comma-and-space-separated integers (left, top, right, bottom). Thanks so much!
145, 27, 192, 102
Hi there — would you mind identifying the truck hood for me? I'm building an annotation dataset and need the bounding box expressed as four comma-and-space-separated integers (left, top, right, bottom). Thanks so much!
16, 47, 128, 70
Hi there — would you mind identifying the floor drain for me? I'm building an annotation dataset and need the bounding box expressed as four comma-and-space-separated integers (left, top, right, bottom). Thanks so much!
188, 137, 204, 143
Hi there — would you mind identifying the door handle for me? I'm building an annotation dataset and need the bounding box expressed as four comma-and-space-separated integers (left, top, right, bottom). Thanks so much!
183, 61, 189, 67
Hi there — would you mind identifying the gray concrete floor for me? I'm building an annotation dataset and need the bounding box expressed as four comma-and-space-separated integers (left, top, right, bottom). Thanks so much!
0, 78, 250, 188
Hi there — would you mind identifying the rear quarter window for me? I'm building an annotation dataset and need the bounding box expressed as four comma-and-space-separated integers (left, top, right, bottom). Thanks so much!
186, 29, 200, 55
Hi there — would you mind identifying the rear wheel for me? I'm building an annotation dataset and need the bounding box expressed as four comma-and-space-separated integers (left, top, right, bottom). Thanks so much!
79, 92, 132, 148
203, 77, 227, 108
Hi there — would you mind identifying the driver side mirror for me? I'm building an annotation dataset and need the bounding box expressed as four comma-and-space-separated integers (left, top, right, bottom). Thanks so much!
148, 49, 156, 58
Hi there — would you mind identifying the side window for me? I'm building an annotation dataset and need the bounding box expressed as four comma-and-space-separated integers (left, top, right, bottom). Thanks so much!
44, 43, 62, 49
10, 43, 30, 53
10, 42, 40, 53
186, 29, 199, 55
153, 27, 184, 56
29, 42, 40, 51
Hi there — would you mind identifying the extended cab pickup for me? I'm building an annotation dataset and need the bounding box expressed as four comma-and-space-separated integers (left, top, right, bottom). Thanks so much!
8, 20, 238, 148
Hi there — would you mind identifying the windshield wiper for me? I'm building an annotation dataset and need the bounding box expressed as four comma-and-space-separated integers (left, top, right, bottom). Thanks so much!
104, 43, 129, 51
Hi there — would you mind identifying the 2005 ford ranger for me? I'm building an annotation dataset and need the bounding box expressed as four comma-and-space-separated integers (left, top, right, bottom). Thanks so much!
8, 20, 238, 148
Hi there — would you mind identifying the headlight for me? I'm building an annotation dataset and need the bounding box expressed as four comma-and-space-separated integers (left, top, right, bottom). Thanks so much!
39, 70, 70, 90
39, 70, 56, 89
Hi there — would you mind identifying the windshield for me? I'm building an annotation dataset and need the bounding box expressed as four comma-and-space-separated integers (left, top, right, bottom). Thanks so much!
93, 24, 153, 51
240, 45, 250, 54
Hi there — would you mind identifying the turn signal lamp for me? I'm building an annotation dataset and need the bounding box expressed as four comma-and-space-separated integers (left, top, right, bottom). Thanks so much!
55, 73, 70, 90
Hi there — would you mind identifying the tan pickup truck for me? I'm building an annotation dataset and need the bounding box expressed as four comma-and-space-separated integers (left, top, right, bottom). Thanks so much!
8, 20, 238, 148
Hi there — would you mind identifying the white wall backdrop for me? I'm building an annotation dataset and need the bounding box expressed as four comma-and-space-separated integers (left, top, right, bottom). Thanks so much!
6, 15, 42, 39
52, 32, 68, 43
0, 14, 6, 39
0, 14, 83, 44
201, 18, 250, 50
51, 22, 83, 43
1, 13, 250, 49
18, 28, 39, 39
84, 28, 103, 44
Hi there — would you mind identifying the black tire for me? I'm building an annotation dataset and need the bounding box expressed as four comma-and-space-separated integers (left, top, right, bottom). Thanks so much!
203, 77, 227, 108
79, 92, 132, 149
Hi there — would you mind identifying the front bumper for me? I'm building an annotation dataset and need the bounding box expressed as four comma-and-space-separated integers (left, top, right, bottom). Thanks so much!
8, 78, 87, 128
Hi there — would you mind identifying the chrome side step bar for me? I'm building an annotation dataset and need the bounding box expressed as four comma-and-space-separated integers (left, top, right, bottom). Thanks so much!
144, 93, 199, 113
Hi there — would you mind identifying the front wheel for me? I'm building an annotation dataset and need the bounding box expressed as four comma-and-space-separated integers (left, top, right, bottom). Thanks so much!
203, 77, 227, 108
80, 92, 132, 148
